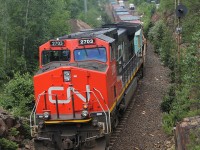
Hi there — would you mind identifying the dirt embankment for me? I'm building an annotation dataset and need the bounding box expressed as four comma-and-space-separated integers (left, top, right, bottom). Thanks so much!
69, 19, 92, 33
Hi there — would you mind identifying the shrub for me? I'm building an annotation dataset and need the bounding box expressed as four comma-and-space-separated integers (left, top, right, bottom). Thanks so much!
161, 95, 174, 113
0, 72, 34, 117
161, 86, 175, 113
21, 120, 31, 139
148, 20, 165, 53
9, 128, 19, 137
162, 112, 175, 135
0, 138, 18, 150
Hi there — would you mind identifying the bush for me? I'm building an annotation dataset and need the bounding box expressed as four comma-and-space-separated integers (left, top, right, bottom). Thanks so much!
21, 120, 31, 139
9, 128, 19, 137
161, 85, 175, 113
148, 20, 165, 53
0, 72, 34, 117
161, 95, 174, 113
0, 138, 18, 150
148, 19, 176, 68
162, 112, 175, 135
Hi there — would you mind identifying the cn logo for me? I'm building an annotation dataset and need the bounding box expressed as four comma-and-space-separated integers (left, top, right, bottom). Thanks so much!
48, 85, 90, 104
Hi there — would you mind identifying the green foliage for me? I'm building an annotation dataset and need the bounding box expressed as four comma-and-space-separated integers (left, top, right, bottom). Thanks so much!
21, 120, 31, 139
187, 128, 200, 150
0, 67, 7, 82
129, 0, 146, 6
79, 8, 103, 28
137, 2, 156, 36
150, 2, 200, 143
0, 138, 18, 150
159, 30, 175, 67
161, 86, 175, 113
0, 0, 71, 76
157, 0, 174, 12
148, 20, 165, 52
180, 33, 200, 86
68, 0, 84, 19
78, 0, 111, 27
162, 112, 175, 135
0, 72, 34, 117
180, 0, 200, 43
9, 128, 19, 136
148, 20, 176, 67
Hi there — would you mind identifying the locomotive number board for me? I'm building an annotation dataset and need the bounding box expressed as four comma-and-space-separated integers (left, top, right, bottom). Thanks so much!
50, 40, 65, 47
79, 39, 95, 45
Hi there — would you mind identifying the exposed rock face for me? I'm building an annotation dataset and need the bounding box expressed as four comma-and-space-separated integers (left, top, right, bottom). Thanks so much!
0, 108, 33, 149
0, 118, 7, 136
0, 109, 15, 136
175, 116, 200, 150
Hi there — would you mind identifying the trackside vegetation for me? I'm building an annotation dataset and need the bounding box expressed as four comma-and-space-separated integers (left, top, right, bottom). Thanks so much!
129, 0, 200, 147
142, 0, 199, 148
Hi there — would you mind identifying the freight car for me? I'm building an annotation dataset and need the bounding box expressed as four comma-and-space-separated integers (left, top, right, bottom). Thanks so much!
110, 0, 141, 24
30, 21, 145, 150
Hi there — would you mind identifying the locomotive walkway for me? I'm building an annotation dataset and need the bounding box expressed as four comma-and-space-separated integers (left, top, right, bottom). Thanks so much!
111, 42, 174, 150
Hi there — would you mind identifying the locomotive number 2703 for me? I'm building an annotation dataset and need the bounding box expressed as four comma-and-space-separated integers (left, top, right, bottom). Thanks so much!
50, 41, 65, 46
79, 39, 95, 45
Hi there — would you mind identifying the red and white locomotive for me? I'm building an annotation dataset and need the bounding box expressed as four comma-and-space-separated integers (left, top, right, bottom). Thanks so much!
31, 22, 146, 150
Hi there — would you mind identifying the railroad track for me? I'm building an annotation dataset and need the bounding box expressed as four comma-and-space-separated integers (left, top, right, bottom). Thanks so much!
109, 97, 136, 149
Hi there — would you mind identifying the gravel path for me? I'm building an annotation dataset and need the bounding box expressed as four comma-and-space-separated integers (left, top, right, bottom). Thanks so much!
112, 42, 172, 150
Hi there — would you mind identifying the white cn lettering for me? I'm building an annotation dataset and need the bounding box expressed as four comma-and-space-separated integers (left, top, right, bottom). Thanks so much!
48, 85, 90, 104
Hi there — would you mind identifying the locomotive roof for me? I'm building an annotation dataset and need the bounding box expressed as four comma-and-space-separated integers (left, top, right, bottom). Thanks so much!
96, 34, 115, 43
102, 22, 141, 35
55, 22, 141, 43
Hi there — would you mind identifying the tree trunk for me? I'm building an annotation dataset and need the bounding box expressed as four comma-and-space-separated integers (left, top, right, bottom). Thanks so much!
22, 0, 31, 71
3, 1, 8, 66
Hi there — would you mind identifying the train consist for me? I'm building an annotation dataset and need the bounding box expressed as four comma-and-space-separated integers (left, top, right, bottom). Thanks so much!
30, 1, 146, 150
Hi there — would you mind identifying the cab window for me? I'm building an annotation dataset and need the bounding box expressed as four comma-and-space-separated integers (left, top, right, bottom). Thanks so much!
42, 50, 70, 65
74, 47, 107, 62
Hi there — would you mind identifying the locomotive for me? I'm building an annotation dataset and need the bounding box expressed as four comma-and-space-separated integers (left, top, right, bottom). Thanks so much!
30, 1, 146, 148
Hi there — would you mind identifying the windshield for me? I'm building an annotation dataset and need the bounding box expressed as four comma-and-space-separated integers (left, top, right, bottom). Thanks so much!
42, 50, 70, 65
74, 47, 107, 62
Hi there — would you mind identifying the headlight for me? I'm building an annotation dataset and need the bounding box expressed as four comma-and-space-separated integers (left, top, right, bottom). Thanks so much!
83, 103, 88, 109
43, 111, 50, 119
63, 70, 71, 82
81, 110, 88, 118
